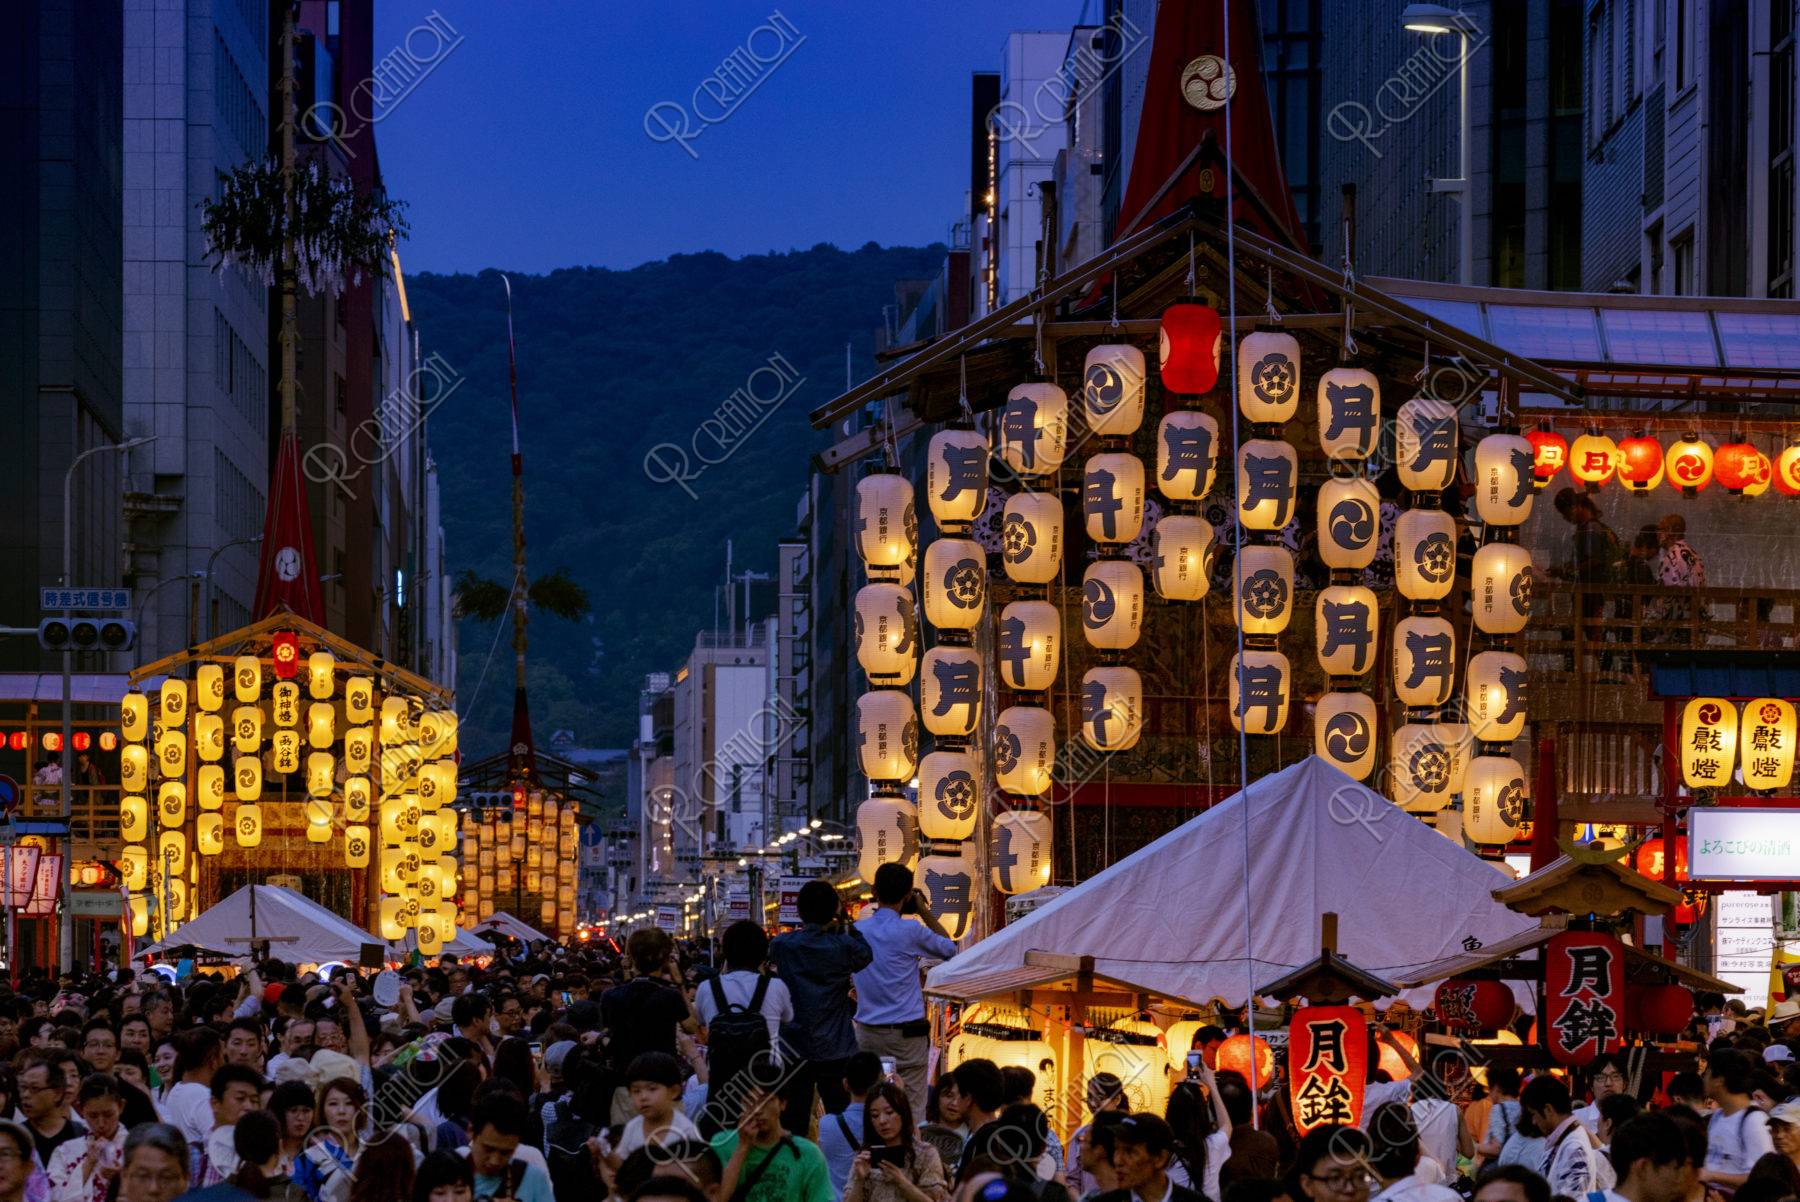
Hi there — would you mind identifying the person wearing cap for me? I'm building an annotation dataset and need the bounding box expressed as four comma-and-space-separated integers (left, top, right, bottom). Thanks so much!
1768, 1098, 1800, 1175
1095, 1112, 1203, 1202
1065, 1073, 1131, 1197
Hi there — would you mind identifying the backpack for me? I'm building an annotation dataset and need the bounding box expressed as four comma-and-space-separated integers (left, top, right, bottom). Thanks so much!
543, 1096, 598, 1202
701, 975, 774, 1136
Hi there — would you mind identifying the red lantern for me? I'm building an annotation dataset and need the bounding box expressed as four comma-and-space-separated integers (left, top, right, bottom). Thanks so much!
1617, 435, 1665, 491
1543, 931, 1626, 1065
71, 732, 91, 752
1434, 978, 1516, 1031
271, 631, 300, 680
1288, 1006, 1368, 1132
1526, 428, 1568, 488
1631, 984, 1694, 1037
1715, 442, 1766, 494
1216, 1032, 1276, 1089
1634, 836, 1688, 882
1377, 1030, 1417, 1081
5, 733, 23, 752
1160, 302, 1223, 395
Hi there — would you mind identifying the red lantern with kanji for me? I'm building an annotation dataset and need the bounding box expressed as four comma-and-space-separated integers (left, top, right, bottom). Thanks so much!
1216, 1032, 1276, 1089
1160, 302, 1223, 394
1434, 978, 1516, 1031
1569, 432, 1619, 489
1288, 1006, 1368, 1132
1631, 984, 1694, 1037
1543, 931, 1626, 1065
1618, 435, 1665, 491
271, 631, 300, 680
1527, 428, 1567, 488
1715, 442, 1767, 494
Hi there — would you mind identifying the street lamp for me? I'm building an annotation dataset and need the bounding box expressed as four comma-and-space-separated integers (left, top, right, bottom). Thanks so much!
204, 535, 263, 640
1400, 3, 1479, 285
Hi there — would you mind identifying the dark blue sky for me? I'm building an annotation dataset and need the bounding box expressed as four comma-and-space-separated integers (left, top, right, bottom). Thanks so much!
372, 2, 1077, 275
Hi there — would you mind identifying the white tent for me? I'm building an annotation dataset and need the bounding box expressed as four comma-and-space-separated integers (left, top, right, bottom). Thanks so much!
472, 911, 552, 944
137, 885, 484, 964
926, 756, 1537, 1007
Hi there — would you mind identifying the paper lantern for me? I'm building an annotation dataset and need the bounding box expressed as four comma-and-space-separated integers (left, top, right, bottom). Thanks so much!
918, 750, 979, 841
918, 842, 977, 939
345, 677, 374, 724
1680, 697, 1737, 788
854, 584, 919, 685
1083, 559, 1144, 649
1314, 692, 1377, 780
1743, 451, 1773, 496
1080, 666, 1143, 751
1568, 432, 1620, 489
1740, 698, 1796, 790
421, 761, 457, 810
1160, 302, 1222, 394
302, 752, 332, 799
1543, 931, 1625, 1064
1377, 1031, 1418, 1081
1083, 343, 1147, 436
120, 693, 149, 742
306, 651, 335, 700
1236, 438, 1297, 530
1395, 397, 1458, 491
271, 729, 301, 775
854, 798, 916, 881
1315, 585, 1378, 677
380, 803, 408, 847
1666, 434, 1715, 494
302, 703, 331, 752
120, 845, 147, 892
231, 705, 262, 754
856, 473, 917, 574
1776, 441, 1800, 495
417, 710, 450, 758
1471, 543, 1533, 634
1474, 434, 1536, 526
1434, 979, 1515, 1031
233, 755, 262, 801
1216, 1034, 1275, 1089
1156, 410, 1220, 500
991, 810, 1052, 894
921, 646, 983, 738
1618, 434, 1665, 491
127, 895, 151, 938
1527, 428, 1568, 488
1233, 545, 1295, 636
1311, 367, 1379, 463
380, 695, 410, 744
157, 828, 187, 875
1000, 491, 1063, 585
1237, 330, 1301, 424
1289, 1006, 1368, 1132
232, 654, 261, 702
1464, 755, 1527, 844
119, 794, 148, 842
1394, 616, 1456, 708
1151, 515, 1212, 601
1229, 649, 1291, 735
377, 897, 407, 941
1715, 441, 1769, 494
998, 601, 1060, 692
1086, 1035, 1174, 1114
1390, 723, 1455, 812
271, 681, 300, 727
1083, 452, 1146, 545
155, 730, 185, 779
121, 745, 147, 792
1467, 651, 1529, 744
994, 706, 1055, 796
1633, 984, 1694, 1037
187, 713, 221, 763
927, 428, 989, 531
196, 764, 225, 810
922, 538, 987, 629
1317, 477, 1380, 570
1634, 835, 1689, 884
192, 812, 223, 857
159, 679, 189, 727
995, 382, 1069, 478
856, 691, 918, 783
344, 825, 371, 869
1395, 508, 1457, 600
1438, 721, 1473, 798
344, 726, 373, 775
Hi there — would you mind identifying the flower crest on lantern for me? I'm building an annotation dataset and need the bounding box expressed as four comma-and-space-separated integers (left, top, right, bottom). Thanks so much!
1474, 433, 1536, 525
1465, 755, 1527, 845
1526, 428, 1568, 488
1317, 367, 1380, 461
1315, 585, 1379, 677
918, 750, 979, 841
1229, 649, 1290, 735
1314, 692, 1377, 780
1618, 433, 1665, 491
1666, 434, 1715, 495
923, 538, 987, 629
1395, 508, 1457, 601
1001, 491, 1063, 584
1234, 546, 1295, 636
1317, 477, 1380, 570
1472, 543, 1533, 634
1083, 344, 1148, 436
1159, 302, 1222, 394
995, 382, 1069, 478
1083, 452, 1147, 545
1395, 397, 1458, 491
1237, 330, 1301, 424
1156, 410, 1220, 501
1741, 697, 1796, 791
1391, 722, 1454, 812
1151, 515, 1212, 601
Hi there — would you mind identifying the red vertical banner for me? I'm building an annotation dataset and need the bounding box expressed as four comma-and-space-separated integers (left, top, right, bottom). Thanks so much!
1288, 1006, 1368, 1132
1543, 931, 1626, 1064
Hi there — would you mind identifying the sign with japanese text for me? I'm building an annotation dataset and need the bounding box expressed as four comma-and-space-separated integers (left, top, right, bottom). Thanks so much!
1543, 931, 1625, 1065
40, 588, 131, 612
4, 847, 41, 909
1690, 808, 1800, 881
1288, 1005, 1368, 1132
777, 875, 809, 925
1679, 698, 1737, 788
22, 854, 62, 918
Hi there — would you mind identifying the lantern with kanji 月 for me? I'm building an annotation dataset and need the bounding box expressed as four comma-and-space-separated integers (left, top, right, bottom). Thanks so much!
1083, 559, 1145, 649
1777, 440, 1800, 496
1716, 441, 1771, 494
918, 841, 977, 939
1527, 428, 1568, 488
1740, 697, 1797, 791
1216, 1033, 1276, 1089
1237, 439, 1298, 531
1680, 697, 1737, 788
991, 810, 1051, 894
856, 473, 916, 575
995, 382, 1070, 479
1543, 930, 1626, 1065
1237, 330, 1301, 424
1289, 1006, 1368, 1132
994, 706, 1055, 796
1395, 397, 1459, 491
1391, 724, 1454, 813
1474, 434, 1536, 526
1234, 546, 1295, 636
1394, 616, 1456, 708
1001, 491, 1063, 585
923, 538, 987, 629
1156, 410, 1220, 500
927, 428, 989, 531
1151, 516, 1213, 601
1464, 755, 1527, 845
1569, 432, 1620, 489
1467, 652, 1529, 744
918, 749, 979, 842
856, 691, 918, 784
1160, 302, 1223, 394
998, 601, 1060, 692
1395, 508, 1457, 601
1619, 434, 1666, 491
1317, 367, 1380, 462
922, 646, 983, 738
1433, 979, 1516, 1031
1084, 452, 1147, 546
1229, 649, 1291, 735
121, 693, 149, 742
854, 584, 919, 686
1084, 344, 1148, 436
1314, 692, 1377, 780
1633, 835, 1690, 888
1315, 586, 1379, 677
1630, 984, 1694, 1037
1080, 666, 1143, 751
1472, 543, 1533, 635
1666, 434, 1715, 495
1317, 477, 1380, 570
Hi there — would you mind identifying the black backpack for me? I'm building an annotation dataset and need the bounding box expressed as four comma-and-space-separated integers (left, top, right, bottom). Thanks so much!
701, 975, 774, 1135
543, 1096, 598, 1201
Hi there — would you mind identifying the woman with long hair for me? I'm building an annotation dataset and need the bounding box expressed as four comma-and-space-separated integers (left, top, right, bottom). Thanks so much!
226, 1110, 305, 1201
488, 1039, 543, 1149
410, 1150, 473, 1202
116, 1124, 189, 1202
347, 1133, 417, 1202
293, 1077, 368, 1202
268, 1081, 316, 1177
1166, 1062, 1234, 1202
847, 1080, 948, 1202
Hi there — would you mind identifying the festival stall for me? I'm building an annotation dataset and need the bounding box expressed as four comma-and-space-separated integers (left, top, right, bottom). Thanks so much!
133, 884, 484, 967
472, 911, 552, 945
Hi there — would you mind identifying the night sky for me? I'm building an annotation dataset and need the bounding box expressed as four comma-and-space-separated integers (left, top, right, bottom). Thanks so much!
373, 1, 1081, 274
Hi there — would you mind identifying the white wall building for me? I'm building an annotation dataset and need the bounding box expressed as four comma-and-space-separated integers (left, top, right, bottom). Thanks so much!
976, 31, 1072, 315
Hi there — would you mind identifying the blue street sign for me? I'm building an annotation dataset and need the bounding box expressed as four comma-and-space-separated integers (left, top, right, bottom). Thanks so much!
40, 588, 131, 613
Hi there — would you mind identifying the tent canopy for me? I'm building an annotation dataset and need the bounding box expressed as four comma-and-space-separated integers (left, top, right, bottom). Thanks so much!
137, 885, 482, 965
473, 912, 551, 944
926, 757, 1538, 1007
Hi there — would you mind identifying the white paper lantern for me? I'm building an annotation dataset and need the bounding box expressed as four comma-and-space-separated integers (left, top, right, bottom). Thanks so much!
992, 810, 1052, 894
121, 845, 148, 892
232, 654, 261, 703
120, 744, 147, 792
1083, 452, 1146, 546
856, 473, 916, 575
995, 382, 1069, 478
1317, 476, 1380, 570
1390, 722, 1455, 812
193, 713, 224, 763
120, 693, 150, 742
1082, 560, 1144, 650
1315, 692, 1378, 780
1395, 508, 1458, 601
922, 538, 987, 629
1001, 491, 1063, 585
918, 842, 978, 939
271, 729, 301, 775
160, 679, 189, 728
1474, 434, 1536, 526
1083, 343, 1147, 436
345, 677, 374, 724
927, 428, 989, 531
1236, 438, 1298, 531
1467, 651, 1528, 744
197, 764, 225, 811
1237, 330, 1301, 424
918, 750, 980, 841
921, 646, 983, 738
231, 705, 262, 754
1317, 367, 1380, 461
997, 601, 1060, 692
272, 681, 300, 728
1464, 755, 1527, 845
856, 796, 918, 881
1156, 411, 1220, 500
1438, 721, 1475, 797
856, 691, 918, 784
994, 706, 1055, 796
1471, 543, 1533, 635
1233, 545, 1294, 636
1395, 397, 1459, 491
1314, 585, 1379, 677
156, 729, 186, 779
156, 781, 185, 827
854, 584, 919, 686
196, 664, 225, 713
1080, 666, 1143, 752
306, 650, 335, 700
1229, 649, 1291, 735
1151, 515, 1212, 601
158, 829, 187, 876
1394, 616, 1456, 708
344, 776, 371, 822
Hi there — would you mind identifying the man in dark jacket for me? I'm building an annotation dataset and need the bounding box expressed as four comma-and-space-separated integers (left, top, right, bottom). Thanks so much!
768, 879, 872, 1134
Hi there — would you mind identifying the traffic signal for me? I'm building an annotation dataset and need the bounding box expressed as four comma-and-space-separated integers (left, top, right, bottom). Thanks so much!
38, 618, 135, 653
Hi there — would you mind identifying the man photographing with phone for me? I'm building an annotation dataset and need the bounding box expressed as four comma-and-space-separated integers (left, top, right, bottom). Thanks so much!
850, 863, 959, 1118
770, 879, 874, 1133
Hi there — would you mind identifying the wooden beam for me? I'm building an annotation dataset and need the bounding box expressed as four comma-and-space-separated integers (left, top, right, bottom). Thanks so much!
1557, 798, 1669, 825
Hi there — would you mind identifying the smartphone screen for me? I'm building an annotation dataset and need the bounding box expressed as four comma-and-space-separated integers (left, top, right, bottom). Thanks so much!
1186, 1050, 1202, 1074
880, 1056, 897, 1079
560, 991, 572, 1006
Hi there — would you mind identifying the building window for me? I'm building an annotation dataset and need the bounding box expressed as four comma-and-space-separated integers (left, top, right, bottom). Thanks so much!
1676, 0, 1694, 90
1671, 228, 1695, 295
1647, 220, 1665, 293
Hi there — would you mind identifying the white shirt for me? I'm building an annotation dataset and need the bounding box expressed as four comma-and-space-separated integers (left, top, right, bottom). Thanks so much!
1167, 1129, 1231, 1202
46, 1127, 125, 1202
1412, 1098, 1461, 1179
1542, 1115, 1615, 1198
852, 907, 958, 1025
613, 1109, 701, 1158
1706, 1106, 1774, 1176
1359, 1079, 1413, 1125
1573, 1102, 1601, 1135
162, 1080, 213, 1144
1371, 1174, 1462, 1202
693, 970, 794, 1042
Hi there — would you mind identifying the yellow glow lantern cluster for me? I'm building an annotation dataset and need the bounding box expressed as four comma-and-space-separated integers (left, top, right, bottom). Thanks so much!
854, 584, 918, 686
997, 601, 1059, 692
1741, 698, 1796, 791
919, 750, 979, 841
1395, 508, 1457, 600
1083, 453, 1146, 545
926, 428, 989, 531
994, 706, 1055, 796
1315, 586, 1379, 677
1472, 543, 1533, 634
1229, 649, 1291, 735
120, 795, 148, 841
233, 655, 261, 701
992, 810, 1052, 894
197, 765, 224, 809
1314, 692, 1377, 780
1156, 411, 1219, 500
1083, 344, 1147, 436
856, 797, 917, 881
1317, 477, 1380, 570
1081, 666, 1142, 751
1680, 698, 1737, 788
195, 713, 224, 761
1237, 439, 1297, 531
922, 538, 987, 629
855, 473, 915, 578
1464, 755, 1527, 845
1151, 516, 1212, 601
1237, 330, 1301, 424
1395, 397, 1459, 491
1317, 367, 1379, 461
1082, 560, 1144, 649
234, 755, 261, 801
1234, 546, 1294, 636
1394, 616, 1456, 708
307, 651, 335, 698
921, 646, 982, 738
996, 382, 1069, 478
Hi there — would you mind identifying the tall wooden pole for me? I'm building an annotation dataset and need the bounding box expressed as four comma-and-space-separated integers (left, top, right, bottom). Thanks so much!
278, 2, 298, 436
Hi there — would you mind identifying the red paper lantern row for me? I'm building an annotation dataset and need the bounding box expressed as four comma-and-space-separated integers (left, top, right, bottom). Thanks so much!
1523, 431, 1800, 498
1627, 984, 1694, 1037
1288, 1006, 1368, 1132
1159, 302, 1223, 395
1543, 931, 1626, 1065
1527, 429, 1568, 488
1216, 1032, 1276, 1089
1433, 978, 1516, 1031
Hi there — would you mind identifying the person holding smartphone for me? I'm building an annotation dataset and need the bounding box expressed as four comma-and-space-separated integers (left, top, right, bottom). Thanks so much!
846, 1081, 948, 1202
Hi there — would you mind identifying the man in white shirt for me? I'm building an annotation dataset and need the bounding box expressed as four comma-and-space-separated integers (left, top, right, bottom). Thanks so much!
852, 863, 958, 1117
1698, 1049, 1774, 1192
693, 921, 793, 1042
1602, 1111, 1703, 1202
1523, 1074, 1614, 1199
159, 1028, 224, 1148
1573, 1055, 1626, 1135
1365, 1102, 1461, 1202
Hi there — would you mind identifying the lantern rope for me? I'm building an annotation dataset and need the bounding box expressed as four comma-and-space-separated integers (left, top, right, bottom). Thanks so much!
1110, 272, 1121, 329
461, 575, 522, 721
1263, 266, 1280, 325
